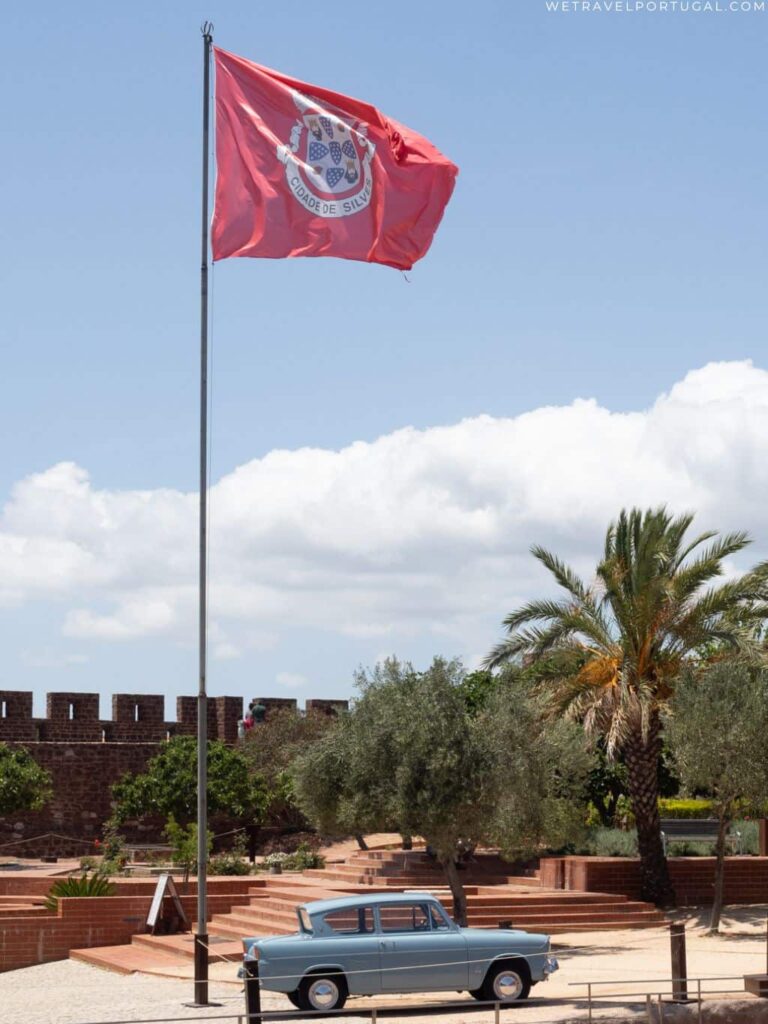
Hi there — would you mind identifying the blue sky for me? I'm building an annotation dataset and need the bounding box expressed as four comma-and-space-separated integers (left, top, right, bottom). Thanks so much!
2, 1, 767, 719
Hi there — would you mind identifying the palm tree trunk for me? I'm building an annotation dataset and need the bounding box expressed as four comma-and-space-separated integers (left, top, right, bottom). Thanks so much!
709, 813, 729, 934
624, 721, 675, 907
441, 854, 468, 927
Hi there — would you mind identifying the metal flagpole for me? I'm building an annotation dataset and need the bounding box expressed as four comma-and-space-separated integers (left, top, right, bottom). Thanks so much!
194, 19, 214, 1008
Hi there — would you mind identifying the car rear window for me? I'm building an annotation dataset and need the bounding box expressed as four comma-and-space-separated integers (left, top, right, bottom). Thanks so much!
322, 906, 375, 934
378, 903, 432, 933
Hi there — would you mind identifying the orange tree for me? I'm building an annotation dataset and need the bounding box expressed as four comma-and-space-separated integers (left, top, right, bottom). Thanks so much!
485, 507, 768, 906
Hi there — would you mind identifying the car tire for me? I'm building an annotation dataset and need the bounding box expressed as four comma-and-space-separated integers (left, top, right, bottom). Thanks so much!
286, 991, 302, 1009
481, 959, 531, 1002
297, 971, 348, 1012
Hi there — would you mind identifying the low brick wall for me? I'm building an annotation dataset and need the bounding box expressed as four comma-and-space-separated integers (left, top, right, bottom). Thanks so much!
0, 877, 264, 973
540, 856, 768, 904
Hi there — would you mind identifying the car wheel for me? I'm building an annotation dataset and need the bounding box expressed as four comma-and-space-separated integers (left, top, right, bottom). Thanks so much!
286, 991, 302, 1009
482, 960, 531, 1002
297, 972, 348, 1012
469, 987, 485, 1001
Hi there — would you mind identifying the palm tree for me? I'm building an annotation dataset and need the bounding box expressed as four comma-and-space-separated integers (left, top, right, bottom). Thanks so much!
485, 507, 768, 906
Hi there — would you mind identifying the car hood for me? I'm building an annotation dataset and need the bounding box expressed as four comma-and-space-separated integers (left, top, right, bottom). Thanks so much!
460, 927, 549, 951
243, 932, 303, 955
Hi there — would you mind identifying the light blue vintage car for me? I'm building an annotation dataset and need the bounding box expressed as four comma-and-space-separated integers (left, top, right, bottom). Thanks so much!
242, 892, 558, 1012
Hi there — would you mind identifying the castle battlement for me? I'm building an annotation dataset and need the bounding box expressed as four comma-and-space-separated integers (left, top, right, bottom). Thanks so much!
0, 691, 349, 745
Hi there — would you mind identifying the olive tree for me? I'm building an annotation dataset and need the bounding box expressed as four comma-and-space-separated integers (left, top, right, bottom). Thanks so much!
240, 707, 335, 829
665, 662, 768, 932
292, 657, 588, 924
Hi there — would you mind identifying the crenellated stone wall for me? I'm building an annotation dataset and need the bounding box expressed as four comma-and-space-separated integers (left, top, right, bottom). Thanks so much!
0, 690, 348, 856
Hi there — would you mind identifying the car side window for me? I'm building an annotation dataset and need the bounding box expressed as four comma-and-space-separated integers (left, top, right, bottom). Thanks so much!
323, 906, 375, 934
379, 903, 432, 933
428, 904, 450, 930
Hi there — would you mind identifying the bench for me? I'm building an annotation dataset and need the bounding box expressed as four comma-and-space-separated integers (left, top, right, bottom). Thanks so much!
660, 818, 741, 856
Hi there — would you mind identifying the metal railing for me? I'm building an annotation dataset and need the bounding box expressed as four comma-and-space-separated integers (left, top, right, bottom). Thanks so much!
68, 974, 756, 1024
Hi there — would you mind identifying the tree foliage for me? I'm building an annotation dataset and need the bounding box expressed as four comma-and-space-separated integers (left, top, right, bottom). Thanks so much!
485, 506, 768, 906
0, 743, 52, 816
111, 736, 267, 826
665, 662, 768, 932
240, 708, 335, 828
292, 657, 588, 924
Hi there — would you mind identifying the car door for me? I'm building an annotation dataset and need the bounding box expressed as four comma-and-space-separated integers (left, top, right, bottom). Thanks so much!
377, 901, 469, 992
318, 906, 381, 996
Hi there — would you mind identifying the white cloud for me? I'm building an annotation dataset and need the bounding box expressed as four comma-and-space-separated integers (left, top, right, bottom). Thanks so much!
20, 651, 90, 670
2, 360, 768, 658
276, 672, 308, 690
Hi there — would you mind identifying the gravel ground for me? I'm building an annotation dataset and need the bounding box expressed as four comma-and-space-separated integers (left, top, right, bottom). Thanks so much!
1, 906, 766, 1024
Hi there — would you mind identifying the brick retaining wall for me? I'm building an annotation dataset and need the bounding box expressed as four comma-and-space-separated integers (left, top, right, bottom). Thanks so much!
540, 855, 768, 904
0, 877, 264, 973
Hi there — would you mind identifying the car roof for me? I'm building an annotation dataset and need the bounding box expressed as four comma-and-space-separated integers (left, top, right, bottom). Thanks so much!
302, 892, 439, 916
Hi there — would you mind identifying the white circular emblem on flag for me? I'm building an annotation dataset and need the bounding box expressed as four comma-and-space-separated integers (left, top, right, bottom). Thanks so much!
277, 90, 375, 219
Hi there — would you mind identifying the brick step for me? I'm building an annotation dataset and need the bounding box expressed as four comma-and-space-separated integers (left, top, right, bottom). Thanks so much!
0, 905, 52, 918
209, 919, 296, 940
447, 902, 652, 917
131, 932, 243, 962
71, 944, 189, 975
211, 909, 299, 932
448, 894, 634, 907
236, 896, 307, 914
547, 919, 665, 934
463, 910, 664, 927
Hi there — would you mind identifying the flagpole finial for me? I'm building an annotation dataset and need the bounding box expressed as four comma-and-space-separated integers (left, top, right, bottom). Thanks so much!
201, 21, 214, 40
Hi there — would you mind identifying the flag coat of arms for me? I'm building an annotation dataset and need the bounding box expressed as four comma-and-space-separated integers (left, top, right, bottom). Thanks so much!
211, 48, 458, 271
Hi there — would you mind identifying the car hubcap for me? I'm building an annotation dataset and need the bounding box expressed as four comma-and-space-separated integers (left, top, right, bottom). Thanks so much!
493, 970, 523, 1000
308, 978, 339, 1009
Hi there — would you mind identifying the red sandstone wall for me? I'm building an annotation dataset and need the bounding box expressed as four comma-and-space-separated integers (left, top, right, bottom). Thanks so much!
0, 690, 348, 857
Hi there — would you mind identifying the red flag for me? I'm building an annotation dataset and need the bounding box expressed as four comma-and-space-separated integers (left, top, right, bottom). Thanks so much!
211, 48, 457, 271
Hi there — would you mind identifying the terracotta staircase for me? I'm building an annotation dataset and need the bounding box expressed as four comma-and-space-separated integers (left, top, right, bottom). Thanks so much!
71, 851, 666, 975
302, 849, 527, 888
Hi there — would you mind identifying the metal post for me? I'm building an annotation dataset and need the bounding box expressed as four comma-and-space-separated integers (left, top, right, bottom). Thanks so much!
587, 982, 592, 1023
244, 959, 262, 1024
493, 1001, 500, 1024
670, 922, 688, 1002
697, 978, 702, 1024
645, 993, 653, 1023
194, 19, 214, 1008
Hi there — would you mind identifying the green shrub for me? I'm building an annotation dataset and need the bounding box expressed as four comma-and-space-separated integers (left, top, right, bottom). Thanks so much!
45, 874, 117, 910
733, 819, 759, 855
261, 844, 325, 872
210, 852, 252, 875
658, 799, 714, 819
584, 828, 638, 857
667, 840, 710, 856
285, 842, 325, 871
210, 833, 252, 876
